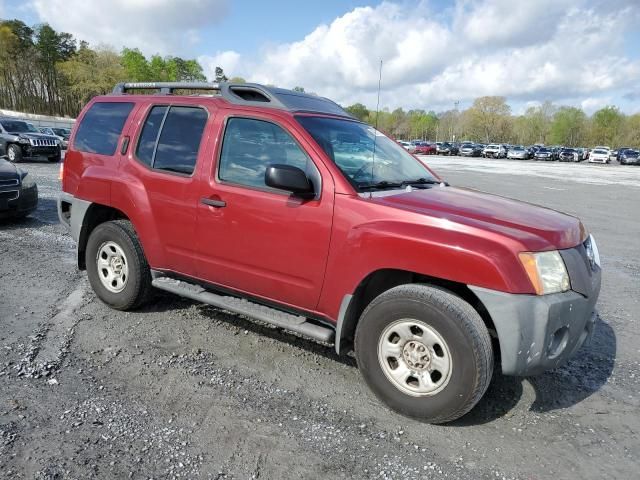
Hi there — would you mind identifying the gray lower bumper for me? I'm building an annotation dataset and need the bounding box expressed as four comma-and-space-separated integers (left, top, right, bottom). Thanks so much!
470, 285, 600, 376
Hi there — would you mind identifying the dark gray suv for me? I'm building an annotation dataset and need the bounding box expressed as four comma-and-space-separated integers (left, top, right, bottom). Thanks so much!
0, 117, 62, 163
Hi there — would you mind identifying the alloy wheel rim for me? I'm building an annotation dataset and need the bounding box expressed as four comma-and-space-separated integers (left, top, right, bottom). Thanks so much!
377, 319, 452, 396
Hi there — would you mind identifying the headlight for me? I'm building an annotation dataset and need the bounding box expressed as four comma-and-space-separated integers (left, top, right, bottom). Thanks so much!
519, 250, 570, 295
21, 173, 36, 188
18, 136, 31, 144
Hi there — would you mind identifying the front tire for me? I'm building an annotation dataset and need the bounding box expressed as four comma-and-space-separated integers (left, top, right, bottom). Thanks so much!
354, 284, 493, 423
7, 144, 23, 163
86, 220, 152, 310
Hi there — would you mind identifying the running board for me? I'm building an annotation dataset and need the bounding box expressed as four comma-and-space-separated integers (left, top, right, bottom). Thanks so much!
151, 277, 335, 343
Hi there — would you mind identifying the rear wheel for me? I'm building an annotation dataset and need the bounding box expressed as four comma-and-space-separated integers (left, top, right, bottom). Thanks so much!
86, 220, 152, 310
7, 144, 22, 163
355, 284, 493, 423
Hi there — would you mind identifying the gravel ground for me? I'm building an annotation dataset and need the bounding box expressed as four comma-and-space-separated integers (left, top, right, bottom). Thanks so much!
1, 156, 638, 479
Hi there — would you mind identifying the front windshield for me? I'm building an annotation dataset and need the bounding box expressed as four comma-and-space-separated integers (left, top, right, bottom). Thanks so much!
296, 116, 438, 190
26, 123, 39, 132
0, 120, 31, 133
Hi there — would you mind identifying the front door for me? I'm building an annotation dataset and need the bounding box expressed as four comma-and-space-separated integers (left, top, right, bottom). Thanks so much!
195, 115, 334, 311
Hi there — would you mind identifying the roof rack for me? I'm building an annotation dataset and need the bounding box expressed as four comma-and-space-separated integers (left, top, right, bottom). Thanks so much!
111, 81, 354, 119
112, 82, 221, 94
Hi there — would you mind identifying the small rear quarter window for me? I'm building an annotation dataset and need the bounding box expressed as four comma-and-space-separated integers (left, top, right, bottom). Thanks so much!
74, 102, 134, 155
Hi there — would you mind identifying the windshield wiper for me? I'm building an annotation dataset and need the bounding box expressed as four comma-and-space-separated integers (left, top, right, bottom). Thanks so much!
400, 177, 442, 187
358, 180, 404, 191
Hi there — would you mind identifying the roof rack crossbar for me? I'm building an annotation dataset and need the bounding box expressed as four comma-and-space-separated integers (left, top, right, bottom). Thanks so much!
113, 82, 221, 94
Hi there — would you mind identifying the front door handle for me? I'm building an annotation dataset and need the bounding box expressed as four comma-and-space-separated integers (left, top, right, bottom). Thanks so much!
201, 197, 226, 208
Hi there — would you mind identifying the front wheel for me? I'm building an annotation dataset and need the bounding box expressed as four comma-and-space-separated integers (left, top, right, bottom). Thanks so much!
85, 220, 153, 310
355, 284, 493, 423
7, 144, 23, 163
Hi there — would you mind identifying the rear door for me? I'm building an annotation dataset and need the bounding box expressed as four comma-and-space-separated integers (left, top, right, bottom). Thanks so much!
194, 114, 334, 310
120, 100, 212, 276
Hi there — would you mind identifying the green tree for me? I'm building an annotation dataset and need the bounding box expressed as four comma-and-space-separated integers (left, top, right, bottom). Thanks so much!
228, 76, 246, 83
345, 103, 369, 121
292, 86, 305, 92
121, 48, 151, 81
549, 106, 586, 146
464, 96, 511, 143
214, 66, 228, 82
591, 106, 625, 147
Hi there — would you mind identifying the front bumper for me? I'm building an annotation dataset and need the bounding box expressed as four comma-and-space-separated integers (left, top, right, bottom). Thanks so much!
0, 184, 38, 218
470, 244, 601, 376
22, 144, 60, 158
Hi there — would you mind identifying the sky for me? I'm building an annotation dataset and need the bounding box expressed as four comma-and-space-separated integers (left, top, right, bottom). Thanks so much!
2, 0, 640, 115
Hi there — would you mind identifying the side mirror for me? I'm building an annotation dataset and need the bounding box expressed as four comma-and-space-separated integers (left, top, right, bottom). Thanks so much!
265, 164, 314, 198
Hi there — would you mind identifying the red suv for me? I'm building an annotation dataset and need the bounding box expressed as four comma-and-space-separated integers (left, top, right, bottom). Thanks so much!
58, 82, 601, 423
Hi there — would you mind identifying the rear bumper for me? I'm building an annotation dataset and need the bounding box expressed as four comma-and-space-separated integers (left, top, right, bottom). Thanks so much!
470, 245, 601, 376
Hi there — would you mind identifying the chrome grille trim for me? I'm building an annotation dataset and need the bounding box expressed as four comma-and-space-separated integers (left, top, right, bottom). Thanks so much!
0, 179, 19, 187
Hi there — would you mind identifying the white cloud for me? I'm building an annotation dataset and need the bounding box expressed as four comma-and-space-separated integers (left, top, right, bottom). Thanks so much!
29, 0, 228, 56
199, 50, 242, 79
200, 0, 640, 113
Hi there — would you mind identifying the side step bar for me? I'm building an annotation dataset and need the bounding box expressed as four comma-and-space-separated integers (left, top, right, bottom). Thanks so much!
152, 277, 335, 343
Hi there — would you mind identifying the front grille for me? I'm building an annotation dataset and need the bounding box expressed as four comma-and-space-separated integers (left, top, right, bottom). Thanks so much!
29, 138, 57, 146
0, 178, 19, 187
0, 190, 19, 201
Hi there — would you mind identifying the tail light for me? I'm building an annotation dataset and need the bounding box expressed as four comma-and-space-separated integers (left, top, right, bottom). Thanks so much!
59, 162, 64, 182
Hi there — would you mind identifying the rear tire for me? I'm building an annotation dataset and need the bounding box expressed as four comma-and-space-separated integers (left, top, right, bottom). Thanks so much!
354, 284, 493, 424
86, 220, 153, 310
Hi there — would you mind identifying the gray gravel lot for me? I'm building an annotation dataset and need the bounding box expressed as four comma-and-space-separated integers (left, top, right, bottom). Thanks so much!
1, 156, 639, 479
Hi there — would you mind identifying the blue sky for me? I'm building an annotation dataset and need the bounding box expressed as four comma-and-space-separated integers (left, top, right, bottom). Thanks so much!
2, 0, 640, 114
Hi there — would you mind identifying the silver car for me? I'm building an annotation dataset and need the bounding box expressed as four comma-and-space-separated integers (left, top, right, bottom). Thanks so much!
507, 146, 529, 160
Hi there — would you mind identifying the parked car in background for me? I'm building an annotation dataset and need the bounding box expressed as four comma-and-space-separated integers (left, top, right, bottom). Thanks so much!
482, 144, 506, 158
619, 149, 640, 165
0, 157, 38, 218
534, 147, 554, 161
558, 148, 580, 162
459, 143, 482, 157
39, 126, 69, 150
0, 118, 62, 163
588, 148, 610, 164
436, 142, 457, 156
614, 147, 632, 162
413, 142, 436, 155
506, 145, 529, 160
398, 140, 412, 151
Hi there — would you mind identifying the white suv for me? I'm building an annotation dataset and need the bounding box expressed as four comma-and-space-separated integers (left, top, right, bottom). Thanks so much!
483, 144, 506, 158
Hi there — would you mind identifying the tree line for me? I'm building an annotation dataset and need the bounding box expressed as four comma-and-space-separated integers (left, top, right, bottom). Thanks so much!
346, 97, 640, 148
0, 19, 207, 117
1, 19, 638, 149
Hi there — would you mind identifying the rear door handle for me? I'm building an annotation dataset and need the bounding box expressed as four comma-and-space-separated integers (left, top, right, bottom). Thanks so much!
201, 197, 226, 208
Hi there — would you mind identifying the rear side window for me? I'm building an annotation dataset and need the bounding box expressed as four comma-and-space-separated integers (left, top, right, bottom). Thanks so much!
135, 105, 207, 175
74, 102, 134, 155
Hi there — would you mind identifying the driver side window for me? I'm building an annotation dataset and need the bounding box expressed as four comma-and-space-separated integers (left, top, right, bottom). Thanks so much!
218, 117, 317, 190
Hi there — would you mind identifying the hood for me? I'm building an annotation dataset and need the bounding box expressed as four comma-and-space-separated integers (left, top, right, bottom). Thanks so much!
368, 186, 585, 251
0, 158, 19, 179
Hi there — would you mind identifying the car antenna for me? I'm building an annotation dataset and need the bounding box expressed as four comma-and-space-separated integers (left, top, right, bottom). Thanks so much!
370, 59, 383, 198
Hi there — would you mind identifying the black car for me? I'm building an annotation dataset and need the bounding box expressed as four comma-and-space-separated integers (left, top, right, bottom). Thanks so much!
0, 158, 38, 219
436, 141, 458, 155
0, 117, 62, 163
619, 149, 640, 165
558, 148, 578, 162
534, 147, 554, 161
